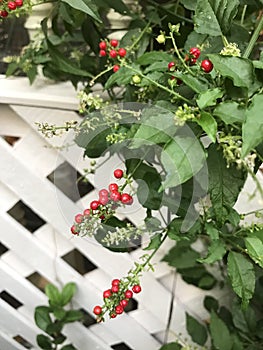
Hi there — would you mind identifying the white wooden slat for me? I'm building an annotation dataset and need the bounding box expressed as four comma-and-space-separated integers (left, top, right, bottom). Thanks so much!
0, 181, 19, 213
0, 75, 79, 110
0, 260, 45, 312
0, 299, 39, 347
0, 105, 29, 137
1, 251, 35, 277
0, 329, 31, 350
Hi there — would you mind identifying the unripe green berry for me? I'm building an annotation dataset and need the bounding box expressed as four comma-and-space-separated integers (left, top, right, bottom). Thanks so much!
132, 75, 141, 84
156, 34, 166, 44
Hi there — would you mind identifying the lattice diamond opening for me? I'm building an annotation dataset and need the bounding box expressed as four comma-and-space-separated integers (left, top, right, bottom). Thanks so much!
0, 242, 8, 256
79, 308, 97, 327
7, 200, 46, 233
0, 290, 23, 309
13, 335, 33, 349
26, 271, 51, 292
47, 161, 94, 202
61, 248, 97, 275
112, 342, 133, 350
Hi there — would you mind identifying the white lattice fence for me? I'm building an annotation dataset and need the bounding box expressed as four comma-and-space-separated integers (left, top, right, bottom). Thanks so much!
0, 75, 262, 350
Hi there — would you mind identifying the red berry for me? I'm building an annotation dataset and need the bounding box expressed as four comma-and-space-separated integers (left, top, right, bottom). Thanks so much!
99, 50, 107, 57
111, 285, 119, 293
90, 200, 100, 210
121, 193, 133, 205
201, 59, 213, 73
113, 65, 120, 73
8, 1, 16, 10
93, 305, 102, 315
15, 0, 23, 6
99, 41, 107, 50
83, 209, 90, 216
115, 305, 124, 314
112, 279, 120, 286
114, 169, 123, 179
70, 225, 78, 235
168, 61, 175, 71
190, 58, 197, 66
110, 313, 117, 318
75, 214, 83, 223
99, 196, 109, 205
132, 285, 141, 293
189, 47, 201, 59
103, 289, 112, 298
99, 189, 109, 197
124, 290, 133, 299
109, 183, 119, 192
109, 50, 117, 58
0, 10, 8, 17
110, 190, 121, 202
118, 48, 127, 57
110, 39, 118, 47
120, 299, 129, 308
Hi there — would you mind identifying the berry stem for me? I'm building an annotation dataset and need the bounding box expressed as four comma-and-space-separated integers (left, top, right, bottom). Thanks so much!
124, 64, 193, 104
243, 11, 263, 59
129, 21, 152, 52
89, 66, 114, 86
169, 31, 194, 76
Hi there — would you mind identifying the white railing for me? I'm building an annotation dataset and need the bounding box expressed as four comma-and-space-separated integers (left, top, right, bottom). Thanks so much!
0, 74, 262, 350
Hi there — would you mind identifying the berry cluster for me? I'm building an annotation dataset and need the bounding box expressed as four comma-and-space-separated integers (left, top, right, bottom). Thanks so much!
93, 278, 142, 321
0, 0, 23, 17
70, 168, 133, 236
99, 39, 127, 73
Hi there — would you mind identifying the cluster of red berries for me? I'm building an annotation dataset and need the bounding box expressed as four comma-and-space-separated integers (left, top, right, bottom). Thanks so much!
0, 0, 23, 18
71, 168, 133, 236
99, 39, 127, 73
93, 278, 142, 320
167, 47, 213, 75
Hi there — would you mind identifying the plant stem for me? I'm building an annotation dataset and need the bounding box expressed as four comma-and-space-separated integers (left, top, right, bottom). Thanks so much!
169, 32, 194, 76
143, 232, 168, 268
90, 66, 113, 86
243, 12, 263, 59
241, 5, 248, 26
124, 64, 193, 104
129, 22, 151, 52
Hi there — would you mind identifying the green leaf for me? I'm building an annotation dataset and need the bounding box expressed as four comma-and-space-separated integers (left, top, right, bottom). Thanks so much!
204, 295, 219, 312
61, 345, 77, 350
199, 240, 226, 264
205, 222, 220, 240
105, 67, 135, 89
241, 94, 263, 157
227, 252, 255, 307
36, 334, 53, 350
161, 136, 206, 189
136, 51, 172, 65
144, 233, 162, 251
64, 310, 83, 322
210, 311, 233, 350
45, 284, 62, 307
46, 321, 63, 335
144, 61, 169, 74
194, 0, 239, 36
61, 0, 101, 22
208, 54, 255, 89
61, 282, 76, 306
34, 306, 52, 332
180, 0, 197, 10
245, 237, 263, 268
159, 344, 182, 350
207, 144, 246, 223
195, 111, 217, 143
54, 334, 67, 345
53, 308, 66, 320
232, 301, 257, 334
186, 313, 208, 346
197, 88, 224, 109
214, 101, 245, 125
173, 72, 208, 93
101, 0, 129, 14
27, 66, 38, 85
162, 241, 200, 269
126, 159, 163, 210
46, 40, 93, 77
